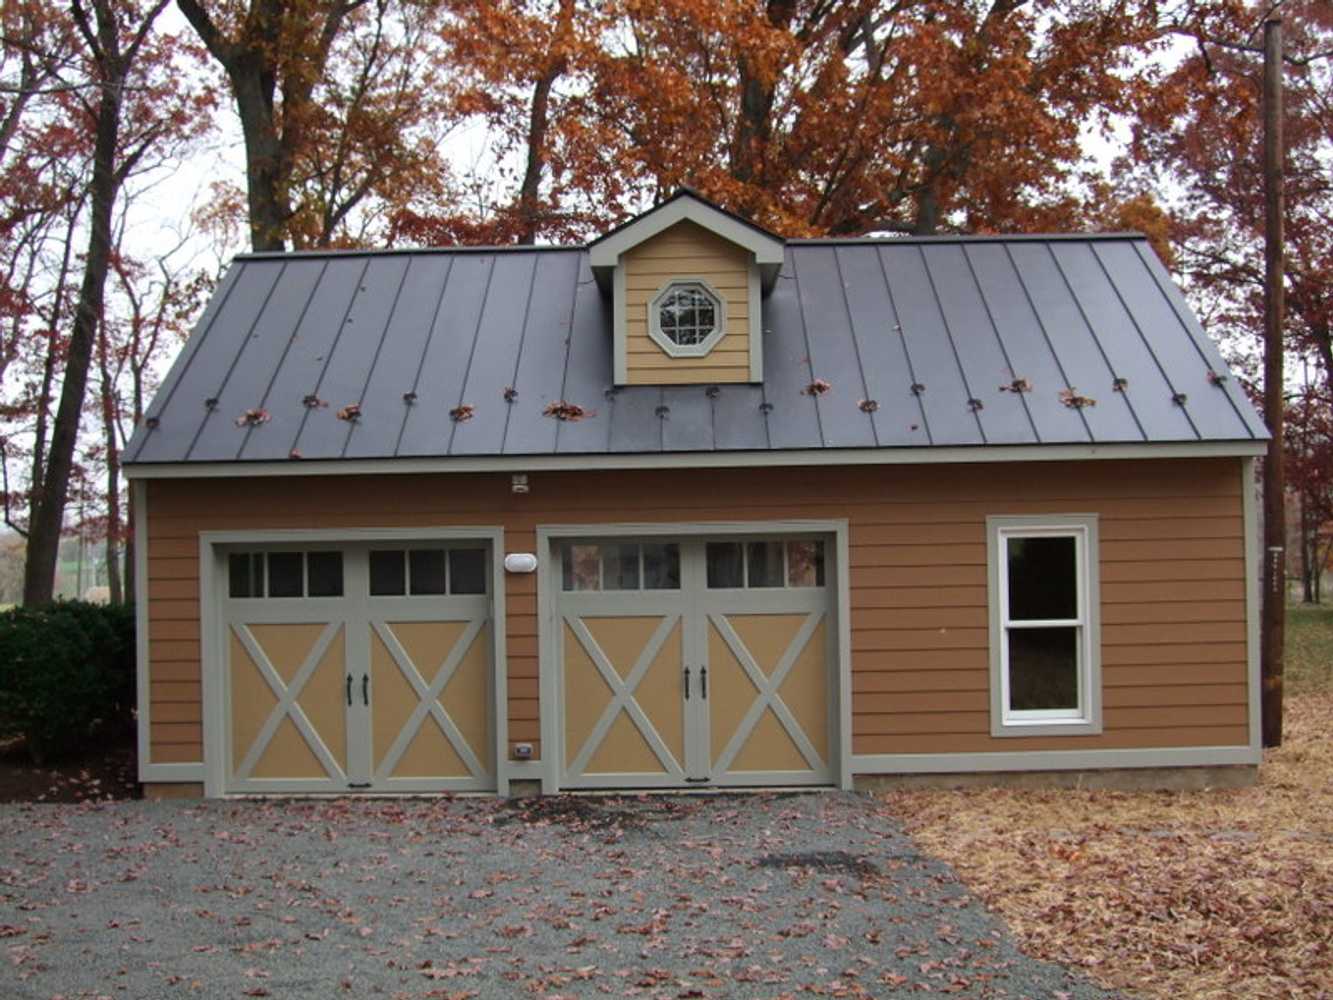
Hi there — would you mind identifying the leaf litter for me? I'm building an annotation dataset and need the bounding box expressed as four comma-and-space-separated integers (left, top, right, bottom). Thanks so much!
881, 692, 1333, 1000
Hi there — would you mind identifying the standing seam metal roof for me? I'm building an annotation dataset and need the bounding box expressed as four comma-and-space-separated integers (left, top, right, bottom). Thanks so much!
124, 234, 1266, 466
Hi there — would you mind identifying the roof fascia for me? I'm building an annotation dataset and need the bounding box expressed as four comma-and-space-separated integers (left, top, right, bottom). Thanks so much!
124, 440, 1266, 480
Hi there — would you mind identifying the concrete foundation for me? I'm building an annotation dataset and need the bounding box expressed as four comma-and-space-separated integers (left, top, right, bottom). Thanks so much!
854, 765, 1258, 792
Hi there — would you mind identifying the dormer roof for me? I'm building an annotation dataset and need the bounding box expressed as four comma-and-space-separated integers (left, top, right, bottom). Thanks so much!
589, 189, 785, 293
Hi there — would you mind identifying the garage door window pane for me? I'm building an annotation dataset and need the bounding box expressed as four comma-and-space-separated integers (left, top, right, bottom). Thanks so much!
787, 540, 825, 587
746, 541, 784, 588
267, 552, 303, 597
307, 551, 343, 597
1008, 626, 1079, 711
643, 543, 680, 589
449, 548, 487, 594
229, 553, 261, 598
370, 550, 406, 595
563, 544, 601, 591
706, 542, 744, 588
408, 549, 447, 595
602, 544, 640, 591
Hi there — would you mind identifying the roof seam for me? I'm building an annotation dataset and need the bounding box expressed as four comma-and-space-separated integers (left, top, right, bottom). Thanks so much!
288, 256, 375, 454
183, 259, 288, 462
446, 254, 500, 456
392, 254, 456, 458
551, 257, 585, 454
1040, 243, 1146, 442
916, 245, 987, 444
787, 250, 827, 447
1000, 244, 1099, 442
499, 252, 545, 453
339, 254, 416, 458
1087, 242, 1201, 440
958, 245, 1042, 442
1131, 241, 1256, 439
873, 246, 932, 444
831, 246, 880, 447
237, 257, 332, 460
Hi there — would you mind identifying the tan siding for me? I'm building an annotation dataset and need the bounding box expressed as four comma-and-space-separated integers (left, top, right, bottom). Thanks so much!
622, 220, 752, 385
143, 456, 1250, 767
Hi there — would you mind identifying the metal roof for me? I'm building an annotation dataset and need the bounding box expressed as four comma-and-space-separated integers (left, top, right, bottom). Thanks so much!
124, 235, 1266, 467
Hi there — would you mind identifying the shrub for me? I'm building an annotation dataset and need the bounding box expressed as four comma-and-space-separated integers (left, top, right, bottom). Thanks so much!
0, 601, 137, 763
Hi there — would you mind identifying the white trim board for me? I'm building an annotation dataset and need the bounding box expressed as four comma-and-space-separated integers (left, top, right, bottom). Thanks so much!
852, 745, 1260, 774
589, 195, 784, 273
1242, 455, 1261, 754
124, 441, 1267, 480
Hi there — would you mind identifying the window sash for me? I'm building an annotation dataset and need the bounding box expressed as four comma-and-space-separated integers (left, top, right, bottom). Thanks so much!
997, 526, 1089, 725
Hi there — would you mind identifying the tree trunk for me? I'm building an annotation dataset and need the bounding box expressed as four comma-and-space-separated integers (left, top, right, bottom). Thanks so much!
22, 5, 125, 607
97, 320, 122, 605
231, 63, 292, 252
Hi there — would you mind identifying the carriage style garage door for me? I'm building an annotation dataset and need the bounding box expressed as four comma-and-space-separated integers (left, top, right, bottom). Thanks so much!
557, 536, 835, 789
221, 542, 495, 794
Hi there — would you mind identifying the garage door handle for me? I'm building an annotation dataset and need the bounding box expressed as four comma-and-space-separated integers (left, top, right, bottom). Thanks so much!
683, 667, 690, 700
362, 674, 369, 706
346, 675, 352, 707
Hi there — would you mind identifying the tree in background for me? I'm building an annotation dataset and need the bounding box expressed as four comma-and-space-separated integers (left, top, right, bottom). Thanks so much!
1, 0, 211, 605
1128, 0, 1332, 395
177, 0, 459, 251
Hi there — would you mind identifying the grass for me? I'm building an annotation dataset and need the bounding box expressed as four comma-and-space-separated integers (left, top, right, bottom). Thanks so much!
881, 606, 1333, 1000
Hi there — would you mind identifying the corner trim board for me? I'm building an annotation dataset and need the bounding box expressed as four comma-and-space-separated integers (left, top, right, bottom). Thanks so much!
133, 477, 153, 782
851, 745, 1261, 774
124, 440, 1268, 480
1242, 455, 1261, 753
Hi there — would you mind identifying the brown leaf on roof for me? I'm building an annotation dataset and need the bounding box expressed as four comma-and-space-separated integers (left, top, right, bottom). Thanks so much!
1059, 388, 1096, 409
336, 403, 361, 421
503, 386, 518, 402
1000, 377, 1033, 393
450, 403, 475, 422
543, 400, 594, 421
235, 408, 271, 427
302, 394, 327, 409
858, 399, 879, 413
1112, 377, 1129, 392
803, 378, 831, 396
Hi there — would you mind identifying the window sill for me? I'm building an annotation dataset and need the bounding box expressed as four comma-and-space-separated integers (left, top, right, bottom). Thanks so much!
992, 716, 1103, 738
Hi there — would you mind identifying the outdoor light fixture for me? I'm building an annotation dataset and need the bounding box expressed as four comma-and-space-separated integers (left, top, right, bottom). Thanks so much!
504, 553, 538, 574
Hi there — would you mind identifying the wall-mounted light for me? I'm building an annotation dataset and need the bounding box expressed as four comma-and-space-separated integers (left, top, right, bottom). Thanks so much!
511, 474, 529, 494
504, 552, 538, 574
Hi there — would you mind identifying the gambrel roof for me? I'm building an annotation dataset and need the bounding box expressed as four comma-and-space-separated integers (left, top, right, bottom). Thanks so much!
124, 229, 1266, 470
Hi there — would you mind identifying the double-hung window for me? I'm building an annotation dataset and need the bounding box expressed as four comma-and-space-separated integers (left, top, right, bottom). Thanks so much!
987, 515, 1101, 736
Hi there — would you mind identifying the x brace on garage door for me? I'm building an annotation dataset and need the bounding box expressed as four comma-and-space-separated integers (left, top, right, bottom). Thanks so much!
539, 521, 852, 793
198, 528, 508, 797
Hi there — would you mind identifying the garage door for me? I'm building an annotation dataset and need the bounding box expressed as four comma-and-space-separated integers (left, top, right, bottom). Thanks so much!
222, 543, 495, 794
557, 536, 834, 789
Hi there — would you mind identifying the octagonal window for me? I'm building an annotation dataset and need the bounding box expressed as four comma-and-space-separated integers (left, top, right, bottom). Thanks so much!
648, 281, 726, 357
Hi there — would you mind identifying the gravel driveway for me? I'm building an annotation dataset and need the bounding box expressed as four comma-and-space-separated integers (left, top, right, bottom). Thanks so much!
0, 792, 1115, 999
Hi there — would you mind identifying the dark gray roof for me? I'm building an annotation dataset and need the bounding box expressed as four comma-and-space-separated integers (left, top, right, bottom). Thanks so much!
124, 234, 1266, 467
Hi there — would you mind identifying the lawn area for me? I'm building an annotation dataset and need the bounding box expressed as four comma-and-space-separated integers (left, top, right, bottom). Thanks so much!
882, 605, 1333, 1000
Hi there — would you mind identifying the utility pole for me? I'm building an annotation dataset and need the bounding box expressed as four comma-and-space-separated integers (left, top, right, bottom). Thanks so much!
1261, 15, 1286, 748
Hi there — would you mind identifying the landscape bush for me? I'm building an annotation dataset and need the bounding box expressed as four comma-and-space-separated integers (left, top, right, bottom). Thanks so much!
0, 601, 136, 763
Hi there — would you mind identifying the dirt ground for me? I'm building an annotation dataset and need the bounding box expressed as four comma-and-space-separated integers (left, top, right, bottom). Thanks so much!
0, 735, 138, 804
883, 674, 1333, 1000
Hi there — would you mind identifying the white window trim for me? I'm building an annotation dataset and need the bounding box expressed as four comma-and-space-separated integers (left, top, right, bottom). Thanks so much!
646, 278, 727, 358
986, 514, 1102, 738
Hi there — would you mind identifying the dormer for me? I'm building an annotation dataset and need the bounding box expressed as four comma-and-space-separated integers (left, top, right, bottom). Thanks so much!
589, 190, 785, 385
